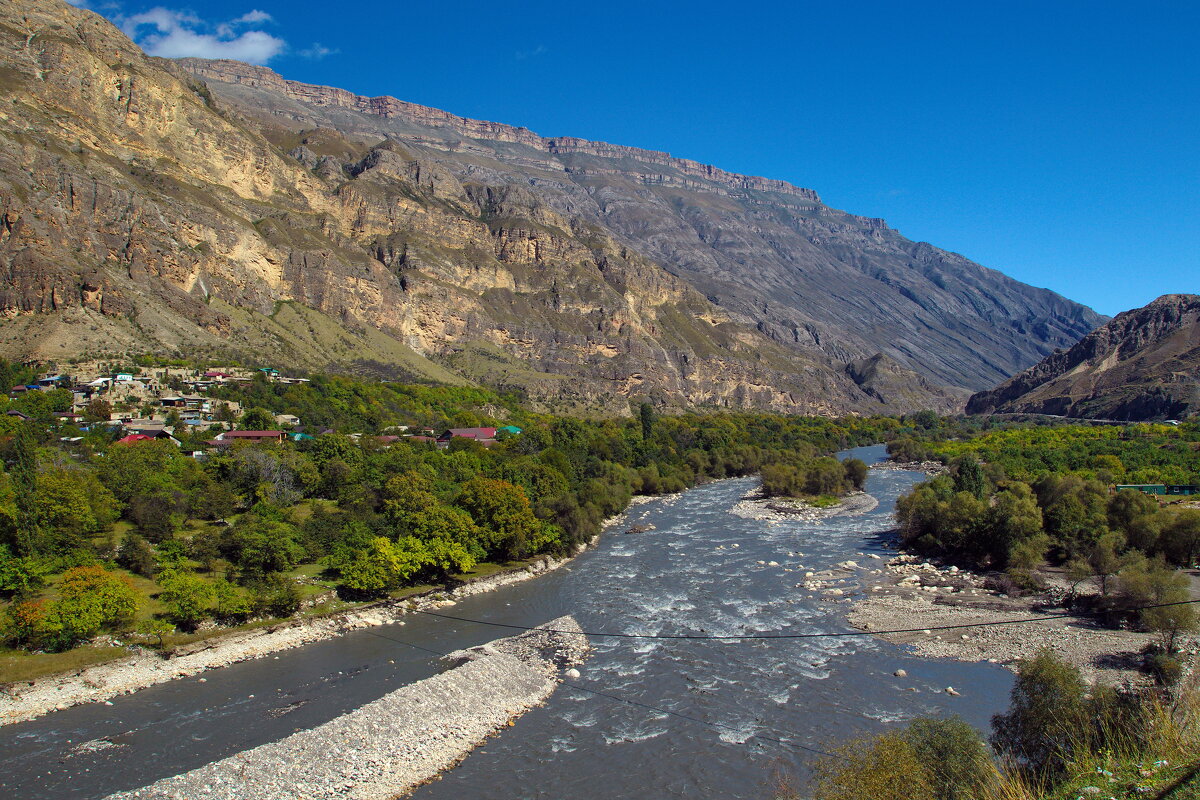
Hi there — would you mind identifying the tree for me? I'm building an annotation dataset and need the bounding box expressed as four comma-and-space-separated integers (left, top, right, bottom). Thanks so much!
902, 717, 994, 800
219, 515, 303, 580
991, 649, 1088, 779
1087, 531, 1126, 595
334, 535, 443, 597
117, 533, 158, 577
456, 477, 544, 560
1107, 488, 1162, 552
1115, 555, 1197, 651
82, 398, 113, 424
952, 454, 986, 499
0, 544, 46, 598
239, 407, 277, 431
812, 730, 937, 800
157, 569, 215, 628
136, 618, 174, 649
639, 402, 655, 441
1160, 508, 1200, 567
842, 458, 868, 491
985, 482, 1043, 564
51, 566, 139, 648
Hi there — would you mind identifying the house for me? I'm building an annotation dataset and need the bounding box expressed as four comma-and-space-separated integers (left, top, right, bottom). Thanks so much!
436, 427, 499, 447
116, 431, 180, 446
288, 431, 314, 442
54, 412, 84, 424
4, 409, 31, 421
437, 427, 498, 443
213, 430, 285, 445
116, 433, 157, 445
258, 367, 280, 378
407, 435, 437, 445
497, 425, 523, 436
1115, 484, 1167, 495
274, 413, 301, 427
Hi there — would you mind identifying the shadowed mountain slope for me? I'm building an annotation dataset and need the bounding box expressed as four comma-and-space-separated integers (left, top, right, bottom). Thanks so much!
967, 294, 1200, 421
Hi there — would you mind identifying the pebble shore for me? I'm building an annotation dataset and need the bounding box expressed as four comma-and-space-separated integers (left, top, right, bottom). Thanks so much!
102, 617, 589, 800
849, 554, 1198, 685
729, 489, 879, 525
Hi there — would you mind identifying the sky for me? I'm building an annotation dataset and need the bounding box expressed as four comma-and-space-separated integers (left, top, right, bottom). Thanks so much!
68, 0, 1199, 317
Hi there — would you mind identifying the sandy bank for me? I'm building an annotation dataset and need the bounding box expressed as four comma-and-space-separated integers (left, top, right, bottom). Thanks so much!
102, 618, 589, 800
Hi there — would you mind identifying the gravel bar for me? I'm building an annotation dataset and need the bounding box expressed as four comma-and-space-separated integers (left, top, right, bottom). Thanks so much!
102, 616, 589, 800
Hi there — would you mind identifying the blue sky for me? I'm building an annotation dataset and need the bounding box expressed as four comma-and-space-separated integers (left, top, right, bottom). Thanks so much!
71, 0, 1198, 317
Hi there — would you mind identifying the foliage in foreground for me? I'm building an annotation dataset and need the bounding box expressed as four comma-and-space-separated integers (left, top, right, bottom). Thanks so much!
772, 650, 1200, 800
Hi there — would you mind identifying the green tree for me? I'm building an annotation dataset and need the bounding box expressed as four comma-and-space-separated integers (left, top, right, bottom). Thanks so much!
0, 544, 47, 598
990, 649, 1088, 780
952, 454, 986, 499
456, 477, 544, 560
239, 407, 277, 430
117, 533, 158, 577
812, 730, 936, 800
1159, 508, 1200, 568
902, 717, 994, 800
1087, 530, 1126, 595
157, 569, 216, 628
50, 566, 140, 648
842, 458, 868, 491
639, 402, 655, 440
985, 482, 1043, 564
1115, 555, 1197, 651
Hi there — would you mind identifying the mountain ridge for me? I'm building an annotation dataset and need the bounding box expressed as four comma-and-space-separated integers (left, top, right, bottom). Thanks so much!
967, 294, 1200, 420
0, 0, 1104, 414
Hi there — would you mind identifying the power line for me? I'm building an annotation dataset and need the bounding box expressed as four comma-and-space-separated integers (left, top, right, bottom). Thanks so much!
410, 598, 1200, 641
358, 627, 844, 760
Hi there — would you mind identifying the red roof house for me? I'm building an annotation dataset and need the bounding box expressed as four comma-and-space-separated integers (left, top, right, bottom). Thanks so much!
437, 427, 498, 443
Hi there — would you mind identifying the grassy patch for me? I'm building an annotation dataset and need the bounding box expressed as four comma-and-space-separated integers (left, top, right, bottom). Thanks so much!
0, 645, 130, 685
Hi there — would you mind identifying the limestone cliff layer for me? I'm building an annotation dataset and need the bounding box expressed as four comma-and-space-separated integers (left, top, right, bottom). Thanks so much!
0, 0, 1101, 414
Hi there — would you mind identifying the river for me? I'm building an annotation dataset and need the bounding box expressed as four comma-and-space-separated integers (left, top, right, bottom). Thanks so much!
0, 445, 1015, 799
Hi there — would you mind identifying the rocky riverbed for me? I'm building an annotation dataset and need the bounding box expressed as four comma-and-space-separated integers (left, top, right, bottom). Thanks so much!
849, 554, 1199, 684
101, 618, 589, 800
730, 489, 879, 524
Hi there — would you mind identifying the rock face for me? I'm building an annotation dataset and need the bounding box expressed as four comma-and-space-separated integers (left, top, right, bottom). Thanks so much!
967, 294, 1200, 420
0, 0, 1103, 413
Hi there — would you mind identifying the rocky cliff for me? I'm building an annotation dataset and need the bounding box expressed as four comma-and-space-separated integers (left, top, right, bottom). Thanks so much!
0, 0, 1103, 414
967, 294, 1200, 421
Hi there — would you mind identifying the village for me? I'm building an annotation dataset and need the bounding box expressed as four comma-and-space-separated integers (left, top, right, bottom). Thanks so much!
6, 365, 521, 452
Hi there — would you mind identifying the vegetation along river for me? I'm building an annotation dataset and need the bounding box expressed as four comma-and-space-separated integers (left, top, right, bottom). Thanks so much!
0, 445, 1016, 799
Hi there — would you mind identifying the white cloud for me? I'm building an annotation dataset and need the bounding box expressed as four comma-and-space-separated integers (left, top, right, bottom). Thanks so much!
121, 7, 286, 65
298, 42, 338, 60
516, 44, 547, 61
233, 10, 273, 25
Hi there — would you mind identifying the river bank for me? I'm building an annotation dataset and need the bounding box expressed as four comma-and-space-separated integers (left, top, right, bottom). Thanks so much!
848, 552, 1199, 685
0, 490, 671, 726
0, 548, 595, 727
102, 618, 589, 800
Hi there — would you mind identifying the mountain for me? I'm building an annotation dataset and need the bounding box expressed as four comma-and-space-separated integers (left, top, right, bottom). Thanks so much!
967, 294, 1200, 421
0, 0, 1103, 413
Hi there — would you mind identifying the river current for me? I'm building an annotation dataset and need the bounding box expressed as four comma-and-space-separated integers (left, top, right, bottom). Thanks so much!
0, 445, 1015, 799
